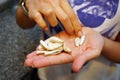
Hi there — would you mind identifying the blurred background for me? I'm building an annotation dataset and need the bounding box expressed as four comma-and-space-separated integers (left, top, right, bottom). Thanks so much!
0, 0, 41, 80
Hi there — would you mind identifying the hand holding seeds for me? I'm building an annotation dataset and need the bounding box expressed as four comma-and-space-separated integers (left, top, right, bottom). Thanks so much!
36, 35, 85, 55
25, 27, 104, 73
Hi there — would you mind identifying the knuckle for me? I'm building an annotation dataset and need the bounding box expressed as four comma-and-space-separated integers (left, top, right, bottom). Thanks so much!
32, 13, 40, 19
28, 11, 33, 19
69, 29, 74, 34
45, 9, 54, 16
65, 27, 74, 34
61, 15, 69, 22
69, 13, 76, 19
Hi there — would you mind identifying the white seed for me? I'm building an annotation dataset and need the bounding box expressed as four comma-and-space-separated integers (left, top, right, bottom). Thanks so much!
45, 36, 63, 43
37, 36, 72, 55
47, 42, 63, 50
40, 40, 62, 50
36, 47, 64, 55
44, 50, 60, 55
75, 37, 81, 47
63, 44, 71, 53
40, 40, 49, 50
37, 45, 46, 50
79, 35, 85, 45
36, 50, 47, 54
44, 47, 63, 55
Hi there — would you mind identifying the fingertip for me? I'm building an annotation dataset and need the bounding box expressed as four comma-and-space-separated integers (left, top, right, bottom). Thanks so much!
51, 21, 58, 27
24, 59, 33, 67
44, 27, 49, 31
66, 28, 74, 35
74, 25, 82, 36
49, 17, 58, 27
72, 63, 82, 73
72, 62, 88, 73
72, 56, 86, 73
38, 23, 49, 31
78, 31, 83, 37
68, 32, 74, 35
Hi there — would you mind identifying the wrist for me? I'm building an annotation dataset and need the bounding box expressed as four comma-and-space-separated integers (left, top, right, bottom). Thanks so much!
102, 36, 107, 53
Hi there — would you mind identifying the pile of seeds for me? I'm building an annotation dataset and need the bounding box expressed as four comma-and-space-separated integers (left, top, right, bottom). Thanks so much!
36, 35, 85, 56
36, 36, 71, 55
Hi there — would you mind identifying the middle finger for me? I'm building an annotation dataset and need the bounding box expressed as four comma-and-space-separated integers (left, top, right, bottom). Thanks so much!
39, 3, 58, 27
49, 1, 74, 35
60, 0, 82, 35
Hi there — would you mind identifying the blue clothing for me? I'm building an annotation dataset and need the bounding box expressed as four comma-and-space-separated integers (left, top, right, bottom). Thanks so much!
43, 0, 120, 40
68, 0, 120, 39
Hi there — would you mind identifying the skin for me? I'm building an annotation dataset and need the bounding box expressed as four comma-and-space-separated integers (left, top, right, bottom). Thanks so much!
16, 0, 120, 73
16, 0, 82, 35
24, 27, 120, 73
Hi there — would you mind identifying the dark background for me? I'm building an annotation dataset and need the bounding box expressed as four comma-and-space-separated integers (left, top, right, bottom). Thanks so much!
0, 0, 41, 80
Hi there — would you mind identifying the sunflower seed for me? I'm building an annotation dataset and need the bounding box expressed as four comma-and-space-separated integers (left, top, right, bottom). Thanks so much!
37, 36, 71, 55
79, 35, 85, 45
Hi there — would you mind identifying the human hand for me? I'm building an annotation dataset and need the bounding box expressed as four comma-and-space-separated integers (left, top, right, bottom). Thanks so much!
24, 27, 104, 72
25, 0, 82, 35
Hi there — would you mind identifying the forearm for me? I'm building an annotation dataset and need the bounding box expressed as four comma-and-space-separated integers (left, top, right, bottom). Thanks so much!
16, 5, 36, 29
102, 33, 120, 63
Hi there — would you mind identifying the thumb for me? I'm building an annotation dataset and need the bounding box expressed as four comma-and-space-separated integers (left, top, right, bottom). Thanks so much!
72, 54, 87, 73
72, 49, 99, 73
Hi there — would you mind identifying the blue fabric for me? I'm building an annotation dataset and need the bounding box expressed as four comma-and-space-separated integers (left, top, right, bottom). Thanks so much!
69, 0, 119, 27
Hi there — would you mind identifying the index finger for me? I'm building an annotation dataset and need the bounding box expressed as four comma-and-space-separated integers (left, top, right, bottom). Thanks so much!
48, 1, 74, 35
60, 0, 82, 36
26, 52, 73, 68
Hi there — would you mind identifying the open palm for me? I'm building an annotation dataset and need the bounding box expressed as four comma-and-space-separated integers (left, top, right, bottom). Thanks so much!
24, 27, 104, 72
